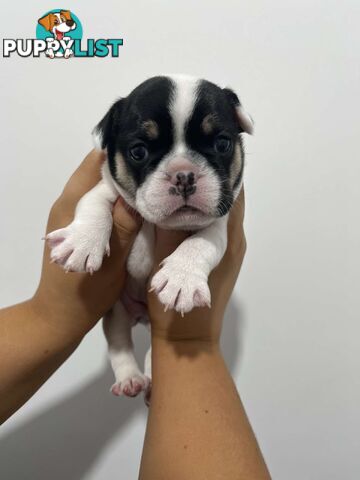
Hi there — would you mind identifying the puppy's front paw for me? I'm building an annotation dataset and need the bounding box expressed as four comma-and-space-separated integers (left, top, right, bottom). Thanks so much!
46, 222, 110, 273
150, 257, 211, 315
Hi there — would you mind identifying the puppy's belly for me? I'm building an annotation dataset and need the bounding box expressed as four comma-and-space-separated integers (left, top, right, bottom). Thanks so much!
121, 276, 149, 325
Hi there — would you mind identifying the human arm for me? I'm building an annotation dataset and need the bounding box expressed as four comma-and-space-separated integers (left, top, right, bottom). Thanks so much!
0, 150, 141, 424
139, 189, 271, 480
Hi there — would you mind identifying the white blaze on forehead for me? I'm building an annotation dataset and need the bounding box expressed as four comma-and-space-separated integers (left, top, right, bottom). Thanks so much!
169, 75, 199, 148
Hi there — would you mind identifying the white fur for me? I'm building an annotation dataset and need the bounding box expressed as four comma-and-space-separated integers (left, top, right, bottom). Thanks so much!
135, 153, 220, 229
169, 74, 199, 147
127, 222, 155, 281
46, 75, 244, 400
46, 179, 117, 272
150, 215, 228, 314
103, 300, 151, 397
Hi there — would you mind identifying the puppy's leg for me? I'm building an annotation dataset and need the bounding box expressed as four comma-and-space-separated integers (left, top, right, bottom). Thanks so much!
104, 300, 150, 397
144, 345, 152, 406
46, 179, 118, 273
150, 215, 228, 314
144, 345, 152, 379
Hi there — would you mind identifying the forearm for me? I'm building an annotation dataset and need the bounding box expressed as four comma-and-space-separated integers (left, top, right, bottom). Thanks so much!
139, 337, 270, 480
0, 301, 81, 424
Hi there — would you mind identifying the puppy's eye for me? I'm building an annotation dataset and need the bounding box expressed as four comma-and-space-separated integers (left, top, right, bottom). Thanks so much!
214, 136, 232, 154
129, 144, 148, 162
54, 19, 59, 25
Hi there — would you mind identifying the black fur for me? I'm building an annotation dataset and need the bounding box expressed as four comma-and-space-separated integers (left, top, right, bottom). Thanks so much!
95, 76, 246, 217
185, 80, 244, 216
96, 76, 174, 186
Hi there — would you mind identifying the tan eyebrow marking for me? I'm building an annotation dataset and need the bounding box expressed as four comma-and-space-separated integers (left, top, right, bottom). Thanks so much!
201, 114, 216, 135
142, 120, 159, 140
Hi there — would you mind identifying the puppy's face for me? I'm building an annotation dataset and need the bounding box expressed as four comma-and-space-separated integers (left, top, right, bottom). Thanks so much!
38, 10, 76, 40
94, 75, 253, 230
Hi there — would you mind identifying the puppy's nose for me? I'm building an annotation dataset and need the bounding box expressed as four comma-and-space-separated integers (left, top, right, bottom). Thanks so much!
169, 170, 197, 198
66, 19, 74, 27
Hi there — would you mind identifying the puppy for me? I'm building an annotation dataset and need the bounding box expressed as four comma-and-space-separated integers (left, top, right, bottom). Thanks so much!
38, 10, 76, 59
46, 75, 253, 400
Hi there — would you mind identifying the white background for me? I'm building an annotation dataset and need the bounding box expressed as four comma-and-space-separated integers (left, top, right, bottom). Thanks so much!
0, 1, 359, 478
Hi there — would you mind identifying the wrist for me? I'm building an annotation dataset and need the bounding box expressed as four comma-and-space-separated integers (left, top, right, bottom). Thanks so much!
29, 295, 88, 345
151, 334, 221, 357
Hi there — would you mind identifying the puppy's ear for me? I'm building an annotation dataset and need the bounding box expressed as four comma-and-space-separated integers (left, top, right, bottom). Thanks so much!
38, 13, 54, 31
60, 10, 72, 20
223, 88, 254, 135
92, 99, 123, 151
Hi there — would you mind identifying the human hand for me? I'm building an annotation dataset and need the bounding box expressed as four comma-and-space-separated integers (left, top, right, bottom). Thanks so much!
32, 150, 141, 341
147, 188, 246, 344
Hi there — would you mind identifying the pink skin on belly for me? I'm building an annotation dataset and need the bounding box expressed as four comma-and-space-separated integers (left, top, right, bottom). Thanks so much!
121, 289, 149, 324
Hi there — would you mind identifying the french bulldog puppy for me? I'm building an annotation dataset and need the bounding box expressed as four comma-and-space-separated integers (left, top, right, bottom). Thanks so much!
46, 75, 253, 400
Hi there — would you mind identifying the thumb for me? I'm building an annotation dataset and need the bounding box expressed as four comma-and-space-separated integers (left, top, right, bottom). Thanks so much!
110, 197, 142, 255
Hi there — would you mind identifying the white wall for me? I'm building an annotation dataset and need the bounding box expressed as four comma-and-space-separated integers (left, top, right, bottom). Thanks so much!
0, 1, 359, 478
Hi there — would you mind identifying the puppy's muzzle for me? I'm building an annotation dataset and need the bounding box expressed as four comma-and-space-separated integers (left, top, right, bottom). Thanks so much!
168, 171, 197, 199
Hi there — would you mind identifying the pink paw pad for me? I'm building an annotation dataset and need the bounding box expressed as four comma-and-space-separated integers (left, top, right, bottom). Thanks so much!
111, 376, 150, 398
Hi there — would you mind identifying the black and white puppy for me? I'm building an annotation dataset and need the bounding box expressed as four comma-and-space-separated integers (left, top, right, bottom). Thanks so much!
46, 75, 253, 398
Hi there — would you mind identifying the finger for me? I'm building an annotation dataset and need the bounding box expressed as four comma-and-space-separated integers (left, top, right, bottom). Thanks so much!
227, 185, 245, 241
153, 228, 189, 264
223, 186, 246, 261
110, 197, 142, 254
61, 149, 104, 202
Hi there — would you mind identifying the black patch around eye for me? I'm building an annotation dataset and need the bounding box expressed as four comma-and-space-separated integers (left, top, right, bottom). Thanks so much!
129, 144, 148, 162
106, 76, 175, 187
214, 136, 232, 154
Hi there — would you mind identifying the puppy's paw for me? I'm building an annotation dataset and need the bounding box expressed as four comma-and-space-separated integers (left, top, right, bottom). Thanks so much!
150, 257, 211, 315
144, 381, 152, 407
46, 222, 110, 273
111, 374, 151, 398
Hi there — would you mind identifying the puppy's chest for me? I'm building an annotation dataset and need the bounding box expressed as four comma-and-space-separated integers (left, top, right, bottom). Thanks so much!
122, 222, 155, 324
127, 221, 155, 283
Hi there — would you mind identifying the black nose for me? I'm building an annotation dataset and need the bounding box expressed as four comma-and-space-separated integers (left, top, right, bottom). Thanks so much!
169, 171, 197, 198
66, 19, 74, 27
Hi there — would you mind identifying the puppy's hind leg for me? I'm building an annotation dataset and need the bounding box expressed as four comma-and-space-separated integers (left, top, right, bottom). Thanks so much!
104, 300, 150, 398
144, 345, 152, 406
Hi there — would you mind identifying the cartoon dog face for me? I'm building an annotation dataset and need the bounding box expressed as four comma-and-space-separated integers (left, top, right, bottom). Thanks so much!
38, 10, 76, 40
94, 75, 253, 230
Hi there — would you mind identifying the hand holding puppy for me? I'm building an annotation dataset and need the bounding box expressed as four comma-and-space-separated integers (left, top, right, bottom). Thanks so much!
148, 188, 246, 344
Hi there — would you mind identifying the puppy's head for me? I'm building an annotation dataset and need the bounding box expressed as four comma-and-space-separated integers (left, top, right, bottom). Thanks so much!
38, 10, 76, 40
94, 75, 253, 230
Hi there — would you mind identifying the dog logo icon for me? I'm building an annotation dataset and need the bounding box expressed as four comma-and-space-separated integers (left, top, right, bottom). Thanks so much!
3, 10, 123, 59
37, 9, 81, 59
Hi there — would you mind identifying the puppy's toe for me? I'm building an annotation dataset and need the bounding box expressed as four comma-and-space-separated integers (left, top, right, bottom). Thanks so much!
192, 284, 211, 309
46, 222, 109, 274
111, 375, 150, 398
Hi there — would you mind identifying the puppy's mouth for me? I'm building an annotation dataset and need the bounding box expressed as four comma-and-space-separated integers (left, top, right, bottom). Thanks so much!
168, 204, 206, 219
175, 205, 200, 214
55, 29, 64, 40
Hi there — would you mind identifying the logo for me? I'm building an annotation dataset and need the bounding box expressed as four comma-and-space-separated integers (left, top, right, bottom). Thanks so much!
3, 9, 123, 58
